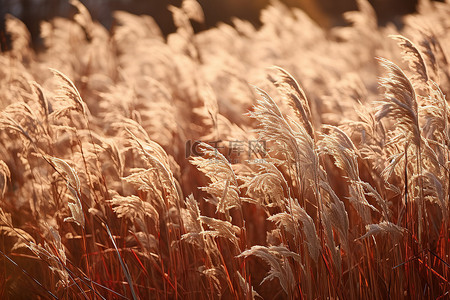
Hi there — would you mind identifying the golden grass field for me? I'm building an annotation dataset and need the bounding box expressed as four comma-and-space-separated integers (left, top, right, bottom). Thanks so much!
0, 0, 449, 298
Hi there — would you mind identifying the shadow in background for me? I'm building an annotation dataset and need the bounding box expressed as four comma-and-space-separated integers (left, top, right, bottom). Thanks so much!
0, 0, 423, 51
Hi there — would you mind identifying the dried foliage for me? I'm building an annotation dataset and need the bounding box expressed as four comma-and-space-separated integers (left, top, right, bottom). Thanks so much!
1, 0, 450, 299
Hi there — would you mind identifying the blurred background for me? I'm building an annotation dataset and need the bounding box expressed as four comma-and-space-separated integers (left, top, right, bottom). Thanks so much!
0, 0, 435, 50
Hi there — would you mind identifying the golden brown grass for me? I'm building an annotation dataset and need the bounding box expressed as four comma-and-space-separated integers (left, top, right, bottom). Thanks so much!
1, 0, 450, 298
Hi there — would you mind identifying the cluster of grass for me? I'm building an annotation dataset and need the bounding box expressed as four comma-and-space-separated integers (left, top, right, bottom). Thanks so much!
0, 0, 449, 298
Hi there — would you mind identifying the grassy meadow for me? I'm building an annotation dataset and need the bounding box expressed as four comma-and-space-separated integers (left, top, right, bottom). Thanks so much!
0, 0, 449, 298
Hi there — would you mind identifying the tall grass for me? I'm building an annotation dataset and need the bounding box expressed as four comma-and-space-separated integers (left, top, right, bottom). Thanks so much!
0, 0, 449, 298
